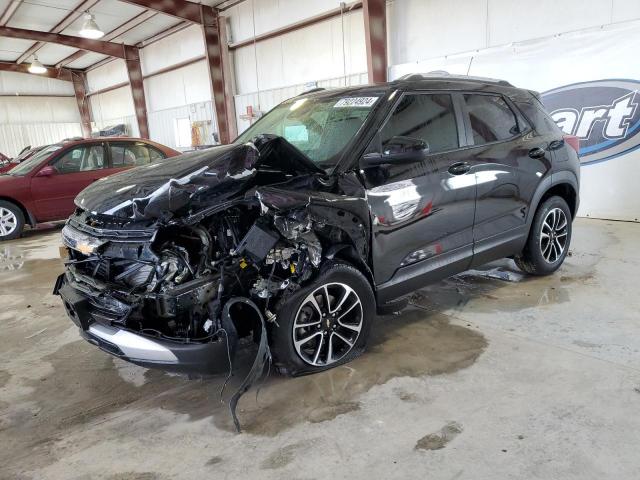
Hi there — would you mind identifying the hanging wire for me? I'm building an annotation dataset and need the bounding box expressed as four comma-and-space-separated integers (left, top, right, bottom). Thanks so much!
251, 0, 261, 111
340, 2, 347, 85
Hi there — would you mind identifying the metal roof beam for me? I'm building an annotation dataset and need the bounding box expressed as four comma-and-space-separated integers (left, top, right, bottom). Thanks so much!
0, 26, 125, 58
0, 61, 73, 81
119, 0, 202, 23
0, 0, 22, 26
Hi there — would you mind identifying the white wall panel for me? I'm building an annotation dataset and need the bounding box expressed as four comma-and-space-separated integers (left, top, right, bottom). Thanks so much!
0, 96, 79, 124
0, 123, 82, 157
0, 71, 74, 96
140, 24, 205, 75
387, 0, 488, 66
144, 60, 212, 112
86, 59, 129, 93
233, 9, 366, 94
227, 0, 346, 43
389, 0, 640, 67
487, 0, 612, 46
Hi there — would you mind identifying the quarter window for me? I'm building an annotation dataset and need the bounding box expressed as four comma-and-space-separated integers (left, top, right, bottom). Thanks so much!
380, 94, 459, 154
464, 94, 520, 145
52, 145, 105, 174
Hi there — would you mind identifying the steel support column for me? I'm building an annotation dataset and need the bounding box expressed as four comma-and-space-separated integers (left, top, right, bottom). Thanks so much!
71, 71, 92, 138
362, 0, 387, 84
201, 6, 236, 144
123, 45, 149, 139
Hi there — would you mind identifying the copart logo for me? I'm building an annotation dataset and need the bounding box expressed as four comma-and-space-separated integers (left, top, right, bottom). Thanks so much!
542, 79, 640, 165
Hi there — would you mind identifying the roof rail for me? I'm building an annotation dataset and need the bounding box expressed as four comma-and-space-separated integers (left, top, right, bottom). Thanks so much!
298, 87, 326, 96
397, 72, 513, 87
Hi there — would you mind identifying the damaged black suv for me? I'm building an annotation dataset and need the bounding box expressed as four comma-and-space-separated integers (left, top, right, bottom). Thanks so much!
56, 74, 579, 380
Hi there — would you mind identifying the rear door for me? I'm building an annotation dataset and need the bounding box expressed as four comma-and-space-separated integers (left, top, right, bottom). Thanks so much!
458, 93, 552, 266
30, 143, 107, 220
361, 92, 477, 300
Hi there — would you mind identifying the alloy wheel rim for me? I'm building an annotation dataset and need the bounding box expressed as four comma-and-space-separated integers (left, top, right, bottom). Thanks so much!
0, 208, 17, 237
540, 207, 568, 263
292, 282, 363, 367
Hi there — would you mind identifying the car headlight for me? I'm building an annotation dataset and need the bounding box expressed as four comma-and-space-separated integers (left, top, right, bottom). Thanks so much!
61, 225, 107, 255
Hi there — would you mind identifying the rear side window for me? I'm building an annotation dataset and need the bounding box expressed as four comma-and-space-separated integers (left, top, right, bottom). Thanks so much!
380, 93, 459, 154
516, 100, 562, 135
110, 143, 163, 167
464, 94, 520, 145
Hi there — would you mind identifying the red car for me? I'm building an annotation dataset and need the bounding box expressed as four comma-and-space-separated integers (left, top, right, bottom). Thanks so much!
0, 137, 179, 240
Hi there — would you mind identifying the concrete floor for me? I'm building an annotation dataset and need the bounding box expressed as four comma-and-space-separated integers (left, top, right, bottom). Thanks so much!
1, 218, 640, 479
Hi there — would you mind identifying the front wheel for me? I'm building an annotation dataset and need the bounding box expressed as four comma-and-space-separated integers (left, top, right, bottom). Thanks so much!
271, 262, 375, 376
515, 195, 572, 275
0, 201, 24, 241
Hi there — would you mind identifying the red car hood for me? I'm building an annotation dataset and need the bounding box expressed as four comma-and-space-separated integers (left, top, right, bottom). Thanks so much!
0, 162, 18, 174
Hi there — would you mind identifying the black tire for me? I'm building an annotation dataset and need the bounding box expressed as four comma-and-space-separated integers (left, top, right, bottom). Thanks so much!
271, 262, 375, 376
0, 200, 25, 241
515, 195, 572, 275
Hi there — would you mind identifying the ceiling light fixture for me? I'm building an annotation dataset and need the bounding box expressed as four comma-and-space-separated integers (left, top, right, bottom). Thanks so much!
79, 12, 104, 39
28, 55, 46, 74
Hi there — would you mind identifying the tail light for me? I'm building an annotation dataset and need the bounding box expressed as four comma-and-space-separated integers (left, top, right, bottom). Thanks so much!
563, 135, 580, 154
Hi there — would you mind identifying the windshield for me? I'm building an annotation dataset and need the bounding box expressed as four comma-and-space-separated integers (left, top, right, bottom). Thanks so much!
7, 145, 61, 176
235, 94, 380, 167
14, 146, 42, 162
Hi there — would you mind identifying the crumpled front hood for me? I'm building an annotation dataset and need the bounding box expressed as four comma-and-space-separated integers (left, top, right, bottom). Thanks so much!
75, 136, 324, 220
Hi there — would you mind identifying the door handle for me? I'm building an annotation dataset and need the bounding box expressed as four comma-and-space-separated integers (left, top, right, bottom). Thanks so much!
448, 162, 471, 175
528, 147, 546, 159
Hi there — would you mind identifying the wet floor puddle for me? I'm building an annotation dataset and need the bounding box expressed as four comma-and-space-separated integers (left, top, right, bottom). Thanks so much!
0, 227, 604, 472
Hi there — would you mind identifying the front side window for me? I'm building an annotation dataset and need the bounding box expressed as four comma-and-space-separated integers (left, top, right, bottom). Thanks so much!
7, 145, 61, 176
51, 145, 105, 174
235, 94, 380, 167
464, 94, 520, 145
380, 93, 459, 154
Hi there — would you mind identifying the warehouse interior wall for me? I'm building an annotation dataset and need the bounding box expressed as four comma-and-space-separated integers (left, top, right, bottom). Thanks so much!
0, 71, 81, 156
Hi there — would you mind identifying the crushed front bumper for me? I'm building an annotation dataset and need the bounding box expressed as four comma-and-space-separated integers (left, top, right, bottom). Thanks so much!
54, 274, 232, 375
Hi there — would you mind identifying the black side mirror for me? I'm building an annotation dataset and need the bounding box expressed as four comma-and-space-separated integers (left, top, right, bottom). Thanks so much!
362, 136, 429, 167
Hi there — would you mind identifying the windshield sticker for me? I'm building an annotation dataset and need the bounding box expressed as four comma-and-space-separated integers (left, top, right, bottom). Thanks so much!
334, 97, 379, 108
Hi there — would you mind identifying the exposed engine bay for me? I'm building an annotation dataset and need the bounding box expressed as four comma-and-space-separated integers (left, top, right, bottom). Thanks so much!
54, 135, 371, 430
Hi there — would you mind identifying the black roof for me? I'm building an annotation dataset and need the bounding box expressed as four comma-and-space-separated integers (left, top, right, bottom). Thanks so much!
298, 73, 533, 102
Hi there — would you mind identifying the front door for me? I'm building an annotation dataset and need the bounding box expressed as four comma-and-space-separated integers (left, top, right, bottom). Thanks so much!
31, 143, 107, 221
361, 92, 477, 302
457, 93, 553, 266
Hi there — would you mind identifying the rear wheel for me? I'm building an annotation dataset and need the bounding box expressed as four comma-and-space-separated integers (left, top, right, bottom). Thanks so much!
271, 262, 375, 376
515, 195, 572, 275
0, 201, 24, 241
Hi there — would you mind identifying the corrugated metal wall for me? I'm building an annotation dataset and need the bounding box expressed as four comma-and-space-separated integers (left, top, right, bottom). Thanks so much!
0, 92, 81, 156
0, 123, 82, 157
